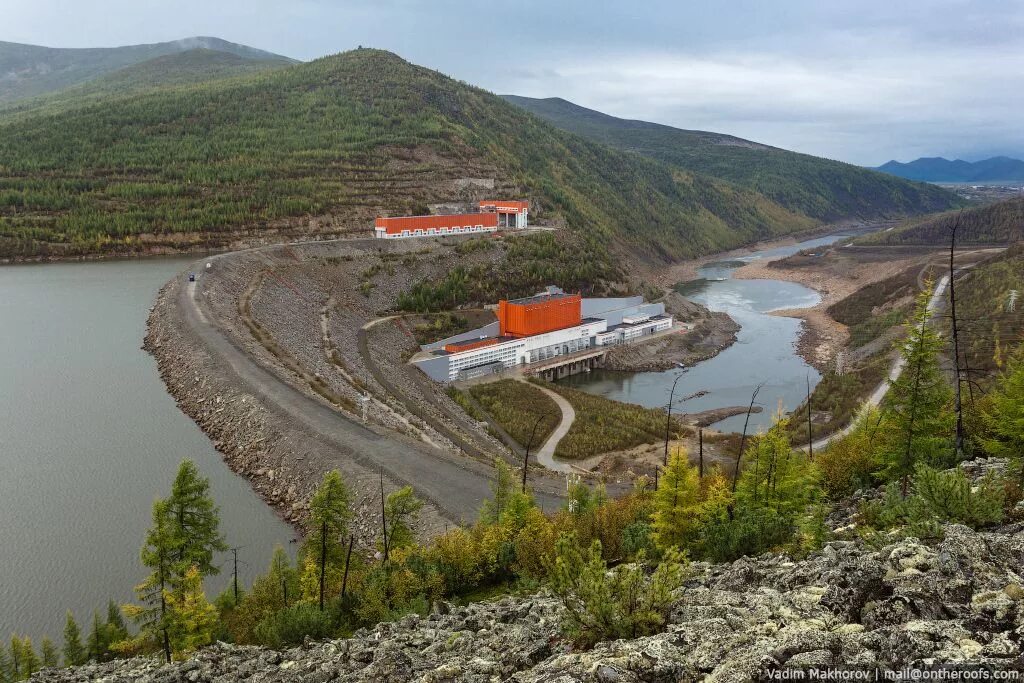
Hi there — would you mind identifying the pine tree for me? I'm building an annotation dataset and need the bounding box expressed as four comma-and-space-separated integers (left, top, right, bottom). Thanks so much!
302, 470, 351, 611
879, 283, 954, 494
40, 637, 58, 669
166, 566, 218, 656
167, 460, 227, 578
62, 611, 87, 666
124, 498, 181, 663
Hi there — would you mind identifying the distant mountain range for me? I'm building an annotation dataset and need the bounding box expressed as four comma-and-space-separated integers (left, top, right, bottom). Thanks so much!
875, 156, 1024, 183
0, 37, 295, 104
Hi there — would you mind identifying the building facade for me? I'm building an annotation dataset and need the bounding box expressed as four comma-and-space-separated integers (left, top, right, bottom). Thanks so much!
413, 288, 674, 383
373, 200, 528, 239
374, 212, 498, 239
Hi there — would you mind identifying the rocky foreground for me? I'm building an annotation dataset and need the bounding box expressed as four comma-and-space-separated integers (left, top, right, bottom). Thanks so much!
35, 522, 1024, 681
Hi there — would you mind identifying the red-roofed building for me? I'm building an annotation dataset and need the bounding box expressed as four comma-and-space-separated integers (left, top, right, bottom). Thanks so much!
374, 212, 498, 239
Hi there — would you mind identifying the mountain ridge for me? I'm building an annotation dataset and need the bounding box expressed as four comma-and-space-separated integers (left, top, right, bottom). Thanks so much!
501, 94, 959, 222
875, 156, 1024, 182
0, 36, 296, 104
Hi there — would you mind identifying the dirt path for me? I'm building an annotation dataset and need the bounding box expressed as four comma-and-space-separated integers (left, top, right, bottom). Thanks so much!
802, 273, 950, 452
522, 380, 576, 473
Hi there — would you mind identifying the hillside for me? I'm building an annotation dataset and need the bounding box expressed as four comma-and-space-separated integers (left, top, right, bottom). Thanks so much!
877, 156, 1024, 182
0, 49, 295, 118
0, 48, 824, 263
0, 37, 294, 104
862, 197, 1024, 246
28, 519, 1024, 680
501, 95, 959, 222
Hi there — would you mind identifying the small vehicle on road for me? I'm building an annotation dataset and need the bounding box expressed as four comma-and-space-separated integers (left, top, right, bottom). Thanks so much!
188, 272, 196, 282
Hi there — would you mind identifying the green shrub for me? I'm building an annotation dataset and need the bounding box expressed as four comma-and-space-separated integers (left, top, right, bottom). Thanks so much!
548, 533, 687, 647
861, 464, 1005, 539
253, 604, 334, 648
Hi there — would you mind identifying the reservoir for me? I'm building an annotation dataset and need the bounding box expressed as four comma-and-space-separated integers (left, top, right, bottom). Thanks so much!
563, 233, 851, 433
0, 259, 295, 642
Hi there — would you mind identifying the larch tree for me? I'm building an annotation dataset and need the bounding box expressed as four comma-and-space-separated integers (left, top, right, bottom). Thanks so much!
0, 643, 11, 682
384, 486, 424, 551
105, 600, 129, 647
40, 638, 59, 669
62, 611, 87, 666
125, 498, 181, 663
166, 566, 218, 656
651, 449, 701, 551
302, 470, 352, 611
167, 460, 227, 578
86, 610, 108, 662
17, 638, 39, 679
981, 350, 1024, 480
879, 283, 954, 495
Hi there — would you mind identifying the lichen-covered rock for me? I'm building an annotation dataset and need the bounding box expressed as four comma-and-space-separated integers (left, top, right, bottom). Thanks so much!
31, 525, 1024, 682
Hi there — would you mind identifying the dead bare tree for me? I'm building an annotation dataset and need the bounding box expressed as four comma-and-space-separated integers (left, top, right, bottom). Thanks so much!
949, 212, 965, 456
806, 374, 814, 461
729, 383, 763, 518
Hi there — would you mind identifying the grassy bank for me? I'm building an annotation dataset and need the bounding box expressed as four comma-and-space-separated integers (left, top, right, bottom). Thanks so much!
467, 380, 560, 448
539, 380, 686, 460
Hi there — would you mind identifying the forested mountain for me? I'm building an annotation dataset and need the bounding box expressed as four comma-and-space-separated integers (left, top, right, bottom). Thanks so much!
0, 37, 294, 104
501, 95, 958, 222
876, 156, 1024, 182
1, 49, 295, 117
0, 48, 824, 262
863, 197, 1024, 246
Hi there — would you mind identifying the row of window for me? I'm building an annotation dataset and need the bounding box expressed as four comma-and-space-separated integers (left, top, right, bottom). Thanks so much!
376, 225, 495, 239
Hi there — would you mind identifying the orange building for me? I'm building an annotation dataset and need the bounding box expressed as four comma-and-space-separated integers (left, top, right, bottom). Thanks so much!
374, 212, 498, 239
498, 291, 582, 337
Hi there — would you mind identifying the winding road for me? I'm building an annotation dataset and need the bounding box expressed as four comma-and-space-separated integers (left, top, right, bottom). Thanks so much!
178, 266, 564, 524
804, 273, 950, 452
523, 380, 577, 473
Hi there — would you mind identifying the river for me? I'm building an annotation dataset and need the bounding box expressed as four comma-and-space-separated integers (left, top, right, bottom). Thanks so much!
563, 233, 852, 433
0, 259, 295, 643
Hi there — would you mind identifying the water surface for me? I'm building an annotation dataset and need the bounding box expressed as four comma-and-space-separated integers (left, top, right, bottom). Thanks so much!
563, 233, 850, 432
0, 259, 295, 642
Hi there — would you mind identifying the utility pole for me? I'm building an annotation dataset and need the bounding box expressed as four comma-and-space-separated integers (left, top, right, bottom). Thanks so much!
380, 470, 389, 563
318, 519, 327, 612
231, 548, 239, 603
664, 372, 685, 466
949, 214, 965, 456
806, 375, 814, 462
341, 535, 354, 599
698, 428, 704, 479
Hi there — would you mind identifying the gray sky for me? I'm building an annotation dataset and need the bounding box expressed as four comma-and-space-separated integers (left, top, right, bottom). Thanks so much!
6, 0, 1023, 165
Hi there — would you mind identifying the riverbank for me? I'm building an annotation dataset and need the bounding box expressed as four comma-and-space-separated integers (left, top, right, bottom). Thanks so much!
603, 293, 739, 372
729, 243, 995, 370
143, 237, 576, 545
